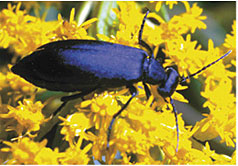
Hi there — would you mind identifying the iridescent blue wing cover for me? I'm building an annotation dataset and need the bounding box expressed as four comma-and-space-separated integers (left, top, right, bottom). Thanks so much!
11, 40, 148, 91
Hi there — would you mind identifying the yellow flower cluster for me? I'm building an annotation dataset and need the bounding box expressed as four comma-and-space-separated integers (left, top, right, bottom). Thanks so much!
1, 137, 91, 164
0, 1, 236, 165
1, 137, 60, 164
0, 99, 45, 135
0, 2, 96, 58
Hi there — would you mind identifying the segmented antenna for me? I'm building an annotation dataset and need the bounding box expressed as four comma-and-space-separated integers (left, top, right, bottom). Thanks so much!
138, 9, 150, 43
172, 50, 232, 152
180, 50, 232, 83
138, 10, 154, 57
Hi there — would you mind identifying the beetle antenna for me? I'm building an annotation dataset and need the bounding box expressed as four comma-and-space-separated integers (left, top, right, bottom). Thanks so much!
180, 50, 232, 83
138, 10, 154, 57
170, 97, 179, 153
138, 9, 150, 43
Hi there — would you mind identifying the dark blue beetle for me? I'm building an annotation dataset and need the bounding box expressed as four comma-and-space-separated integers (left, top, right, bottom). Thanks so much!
11, 39, 175, 94
11, 10, 231, 152
11, 11, 179, 101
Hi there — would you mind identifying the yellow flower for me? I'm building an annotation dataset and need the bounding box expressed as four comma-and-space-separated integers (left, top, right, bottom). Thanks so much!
74, 91, 124, 163
224, 20, 236, 52
145, 2, 206, 51
76, 91, 121, 130
176, 3, 207, 33
201, 40, 235, 85
166, 1, 178, 9
163, 34, 204, 79
86, 128, 108, 161
0, 3, 97, 57
0, 99, 46, 133
153, 1, 180, 11
175, 148, 213, 164
0, 3, 48, 55
193, 78, 236, 147
34, 147, 59, 164
59, 112, 93, 144
193, 103, 236, 147
202, 79, 235, 111
0, 1, 235, 165
203, 142, 234, 164
107, 96, 180, 163
6, 71, 38, 95
91, 2, 234, 164
1, 137, 60, 164
59, 137, 92, 164
98, 1, 143, 48
53, 8, 97, 40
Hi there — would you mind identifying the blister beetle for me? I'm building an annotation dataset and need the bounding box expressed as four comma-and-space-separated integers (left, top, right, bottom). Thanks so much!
11, 10, 231, 152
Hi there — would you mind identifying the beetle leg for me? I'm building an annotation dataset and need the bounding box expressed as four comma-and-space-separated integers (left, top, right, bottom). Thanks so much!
143, 82, 151, 99
51, 88, 97, 116
42, 88, 97, 147
113, 85, 137, 119
60, 87, 97, 102
157, 67, 179, 152
107, 85, 137, 148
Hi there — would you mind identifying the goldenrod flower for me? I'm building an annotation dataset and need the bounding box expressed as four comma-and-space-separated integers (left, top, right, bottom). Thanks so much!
59, 112, 93, 145
1, 137, 60, 164
53, 8, 97, 40
224, 20, 236, 55
164, 34, 205, 79
58, 137, 92, 164
87, 128, 108, 161
97, 1, 144, 48
5, 71, 37, 95
194, 80, 236, 147
76, 91, 121, 130
153, 1, 179, 12
0, 3, 49, 55
203, 142, 234, 165
0, 1, 235, 165
171, 3, 207, 34
0, 3, 96, 57
0, 99, 45, 134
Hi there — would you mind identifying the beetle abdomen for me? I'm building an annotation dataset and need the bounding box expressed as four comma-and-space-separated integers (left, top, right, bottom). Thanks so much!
11, 40, 148, 91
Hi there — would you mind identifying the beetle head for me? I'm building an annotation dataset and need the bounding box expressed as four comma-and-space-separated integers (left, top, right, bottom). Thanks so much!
157, 67, 179, 98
